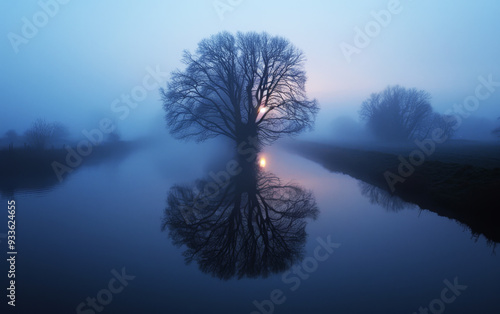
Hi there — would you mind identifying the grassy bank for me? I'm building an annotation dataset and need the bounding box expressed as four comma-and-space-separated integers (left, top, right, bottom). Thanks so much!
287, 140, 500, 243
0, 140, 137, 195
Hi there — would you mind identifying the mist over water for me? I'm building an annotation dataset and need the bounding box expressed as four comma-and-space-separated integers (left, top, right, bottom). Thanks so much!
1, 1, 500, 313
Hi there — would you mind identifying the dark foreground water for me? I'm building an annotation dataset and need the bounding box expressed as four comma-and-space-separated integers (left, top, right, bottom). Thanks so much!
1, 143, 498, 314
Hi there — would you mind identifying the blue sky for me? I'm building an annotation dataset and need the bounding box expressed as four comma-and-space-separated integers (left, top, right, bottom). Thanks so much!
1, 0, 500, 137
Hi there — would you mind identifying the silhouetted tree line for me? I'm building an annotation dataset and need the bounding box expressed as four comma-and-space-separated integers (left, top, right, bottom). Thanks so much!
3, 118, 122, 151
2, 118, 69, 151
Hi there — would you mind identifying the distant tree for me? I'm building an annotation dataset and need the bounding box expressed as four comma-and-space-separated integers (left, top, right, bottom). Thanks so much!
360, 85, 453, 142
161, 31, 318, 148
24, 119, 53, 149
425, 112, 456, 139
24, 119, 68, 150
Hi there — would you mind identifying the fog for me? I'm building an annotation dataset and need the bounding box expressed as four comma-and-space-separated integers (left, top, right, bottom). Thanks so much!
2, 1, 500, 313
2, 0, 500, 146
310, 112, 500, 145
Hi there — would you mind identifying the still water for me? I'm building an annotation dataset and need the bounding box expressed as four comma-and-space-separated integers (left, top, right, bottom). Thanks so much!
1, 142, 498, 313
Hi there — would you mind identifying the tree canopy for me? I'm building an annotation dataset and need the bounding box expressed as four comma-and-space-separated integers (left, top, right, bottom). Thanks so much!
161, 32, 318, 146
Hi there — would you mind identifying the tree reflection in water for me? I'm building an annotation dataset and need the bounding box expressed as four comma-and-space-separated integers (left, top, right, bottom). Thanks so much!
162, 165, 318, 280
358, 181, 418, 212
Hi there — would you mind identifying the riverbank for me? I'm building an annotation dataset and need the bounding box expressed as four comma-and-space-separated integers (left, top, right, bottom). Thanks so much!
0, 140, 138, 195
286, 140, 500, 243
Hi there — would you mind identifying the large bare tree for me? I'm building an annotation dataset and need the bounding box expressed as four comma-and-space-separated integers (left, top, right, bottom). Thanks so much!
161, 32, 318, 147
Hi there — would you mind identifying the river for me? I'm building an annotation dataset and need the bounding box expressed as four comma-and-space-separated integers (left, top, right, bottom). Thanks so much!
1, 141, 498, 314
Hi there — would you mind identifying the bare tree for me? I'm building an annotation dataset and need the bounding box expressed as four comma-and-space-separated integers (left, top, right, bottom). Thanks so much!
24, 119, 69, 150
161, 32, 318, 148
425, 112, 455, 139
360, 85, 453, 142
24, 119, 54, 150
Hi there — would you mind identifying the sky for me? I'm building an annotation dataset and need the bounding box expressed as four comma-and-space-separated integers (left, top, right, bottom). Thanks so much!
1, 0, 500, 138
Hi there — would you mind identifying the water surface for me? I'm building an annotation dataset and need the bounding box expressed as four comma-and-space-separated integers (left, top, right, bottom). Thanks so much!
1, 143, 498, 313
